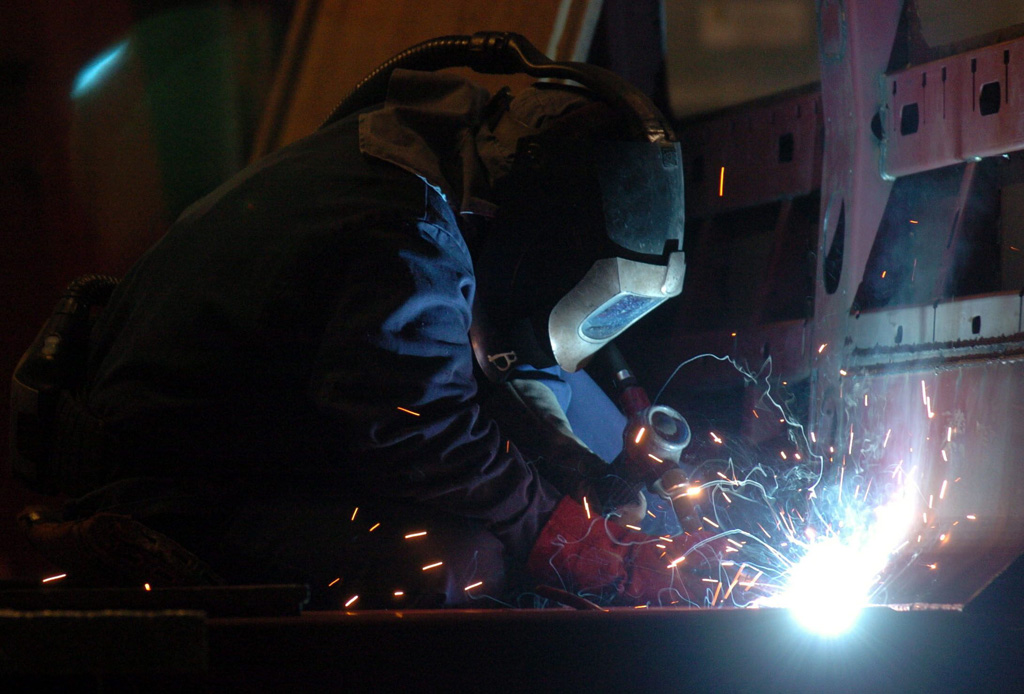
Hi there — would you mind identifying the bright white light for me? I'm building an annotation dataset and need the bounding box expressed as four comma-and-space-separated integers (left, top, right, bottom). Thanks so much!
778, 486, 918, 637
784, 539, 866, 636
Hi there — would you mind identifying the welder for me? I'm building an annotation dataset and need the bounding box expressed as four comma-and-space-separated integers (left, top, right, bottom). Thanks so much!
12, 33, 714, 608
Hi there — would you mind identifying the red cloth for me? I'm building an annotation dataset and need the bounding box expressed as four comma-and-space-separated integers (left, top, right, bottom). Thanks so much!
528, 496, 722, 606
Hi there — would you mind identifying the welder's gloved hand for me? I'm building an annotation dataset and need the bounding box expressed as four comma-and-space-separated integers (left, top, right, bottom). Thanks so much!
528, 496, 720, 606
485, 377, 637, 509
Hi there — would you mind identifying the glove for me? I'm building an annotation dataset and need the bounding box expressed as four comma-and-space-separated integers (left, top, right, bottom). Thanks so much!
528, 496, 721, 606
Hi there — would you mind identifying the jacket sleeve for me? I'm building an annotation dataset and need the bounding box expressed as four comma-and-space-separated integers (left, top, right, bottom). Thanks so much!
308, 213, 560, 561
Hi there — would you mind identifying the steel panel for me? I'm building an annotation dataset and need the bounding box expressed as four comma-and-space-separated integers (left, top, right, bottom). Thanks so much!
852, 303, 935, 349
883, 36, 1024, 178
933, 292, 1022, 343
681, 90, 823, 217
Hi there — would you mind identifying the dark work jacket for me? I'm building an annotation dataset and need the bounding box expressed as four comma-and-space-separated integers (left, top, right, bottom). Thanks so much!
83, 108, 560, 562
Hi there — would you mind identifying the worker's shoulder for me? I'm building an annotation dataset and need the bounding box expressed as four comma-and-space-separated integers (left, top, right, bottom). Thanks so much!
174, 116, 433, 235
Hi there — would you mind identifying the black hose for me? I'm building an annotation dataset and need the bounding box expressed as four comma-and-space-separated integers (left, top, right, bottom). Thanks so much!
320, 35, 473, 129
319, 32, 675, 143
62, 274, 119, 308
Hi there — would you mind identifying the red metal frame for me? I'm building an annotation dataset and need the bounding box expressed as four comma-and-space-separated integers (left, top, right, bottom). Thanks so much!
649, 0, 1024, 605
883, 35, 1024, 178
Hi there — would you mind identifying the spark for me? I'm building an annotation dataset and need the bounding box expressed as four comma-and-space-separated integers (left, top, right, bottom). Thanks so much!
723, 564, 747, 600
144, 583, 152, 591
939, 479, 948, 500
940, 533, 948, 542
703, 516, 720, 528
42, 574, 66, 583
947, 427, 953, 442
710, 431, 723, 444
794, 453, 802, 461
648, 453, 664, 463
404, 531, 427, 539
741, 570, 765, 589
583, 496, 592, 519
344, 595, 359, 608
394, 590, 405, 597
422, 561, 444, 571
752, 409, 760, 419
941, 449, 948, 462
967, 514, 977, 520
397, 406, 421, 416
719, 166, 726, 197
626, 525, 643, 531
369, 522, 381, 532
818, 343, 828, 354
928, 494, 934, 509
668, 555, 686, 568
864, 394, 869, 407
881, 270, 887, 278
909, 219, 919, 224
648, 510, 657, 519
780, 451, 788, 460
506, 440, 510, 453
839, 369, 848, 376
659, 536, 674, 543
351, 507, 359, 521
329, 578, 341, 587
757, 523, 772, 539
921, 380, 927, 405
722, 492, 733, 503
927, 563, 938, 570
465, 581, 483, 591
810, 431, 817, 443
635, 427, 647, 444
883, 429, 892, 448
712, 580, 723, 606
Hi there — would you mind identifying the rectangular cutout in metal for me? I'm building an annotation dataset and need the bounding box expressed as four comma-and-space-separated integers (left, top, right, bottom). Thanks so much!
778, 132, 794, 162
900, 102, 920, 135
979, 81, 1001, 116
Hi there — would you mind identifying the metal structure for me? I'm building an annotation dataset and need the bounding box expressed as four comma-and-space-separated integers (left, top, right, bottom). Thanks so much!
8, 1, 1024, 690
646, 0, 1024, 607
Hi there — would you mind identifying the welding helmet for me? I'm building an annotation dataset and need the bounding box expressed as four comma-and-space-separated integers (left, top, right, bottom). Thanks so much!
318, 32, 686, 379
470, 89, 686, 380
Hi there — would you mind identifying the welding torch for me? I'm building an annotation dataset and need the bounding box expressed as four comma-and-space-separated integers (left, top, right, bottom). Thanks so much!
600, 343, 702, 531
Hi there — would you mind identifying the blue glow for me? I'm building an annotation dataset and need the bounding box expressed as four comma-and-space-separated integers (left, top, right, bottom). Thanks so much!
72, 41, 129, 98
